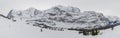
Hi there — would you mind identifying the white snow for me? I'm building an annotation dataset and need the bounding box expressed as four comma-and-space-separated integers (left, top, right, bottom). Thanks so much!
0, 17, 120, 38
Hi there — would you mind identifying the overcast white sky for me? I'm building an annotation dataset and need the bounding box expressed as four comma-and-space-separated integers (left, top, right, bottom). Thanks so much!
0, 0, 120, 16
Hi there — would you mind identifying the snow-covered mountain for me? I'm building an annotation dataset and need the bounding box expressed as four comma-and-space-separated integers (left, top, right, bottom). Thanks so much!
7, 8, 42, 20
2, 5, 119, 36
7, 5, 120, 29
0, 13, 120, 38
6, 5, 120, 31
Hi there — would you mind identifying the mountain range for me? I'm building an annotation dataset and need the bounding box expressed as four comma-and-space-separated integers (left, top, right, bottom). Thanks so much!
3, 5, 119, 31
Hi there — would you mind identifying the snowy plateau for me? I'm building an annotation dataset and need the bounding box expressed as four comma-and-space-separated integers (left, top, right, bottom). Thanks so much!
0, 5, 120, 38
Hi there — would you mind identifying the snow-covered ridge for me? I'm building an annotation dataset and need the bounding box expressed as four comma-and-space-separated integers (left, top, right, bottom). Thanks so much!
6, 5, 120, 30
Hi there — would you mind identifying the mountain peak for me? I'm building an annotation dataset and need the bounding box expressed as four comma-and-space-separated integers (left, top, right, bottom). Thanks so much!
26, 7, 38, 11
51, 5, 80, 13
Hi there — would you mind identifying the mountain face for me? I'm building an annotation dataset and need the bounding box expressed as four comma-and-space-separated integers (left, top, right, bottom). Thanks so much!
7, 8, 42, 20
6, 5, 120, 30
